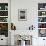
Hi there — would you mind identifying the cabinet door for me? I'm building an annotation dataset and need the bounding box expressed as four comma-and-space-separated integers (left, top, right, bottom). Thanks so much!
38, 38, 46, 46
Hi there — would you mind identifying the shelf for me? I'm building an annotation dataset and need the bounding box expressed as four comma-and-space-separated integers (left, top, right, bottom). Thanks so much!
38, 15, 46, 17
0, 16, 8, 17
38, 22, 46, 23
0, 22, 8, 23
0, 10, 8, 11
38, 28, 46, 29
38, 10, 46, 11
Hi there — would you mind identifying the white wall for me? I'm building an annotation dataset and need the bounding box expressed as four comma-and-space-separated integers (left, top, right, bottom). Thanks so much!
11, 0, 38, 30
11, 0, 46, 46
11, 0, 46, 30
0, 0, 46, 46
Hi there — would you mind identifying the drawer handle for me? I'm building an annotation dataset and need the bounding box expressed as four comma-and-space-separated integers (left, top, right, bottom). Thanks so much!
1, 39, 3, 40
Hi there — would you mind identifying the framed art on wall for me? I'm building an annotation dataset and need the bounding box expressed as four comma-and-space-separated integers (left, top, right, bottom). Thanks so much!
18, 9, 27, 21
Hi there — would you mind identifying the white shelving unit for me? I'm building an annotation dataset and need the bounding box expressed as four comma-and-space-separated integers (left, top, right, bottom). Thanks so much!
38, 3, 46, 37
0, 3, 8, 37
38, 22, 46, 23
0, 2, 9, 45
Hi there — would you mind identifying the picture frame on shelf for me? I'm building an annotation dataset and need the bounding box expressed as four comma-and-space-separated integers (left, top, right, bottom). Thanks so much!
18, 9, 27, 21
38, 29, 46, 37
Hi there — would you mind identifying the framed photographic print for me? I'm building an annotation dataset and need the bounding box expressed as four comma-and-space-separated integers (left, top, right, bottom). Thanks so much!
18, 9, 27, 21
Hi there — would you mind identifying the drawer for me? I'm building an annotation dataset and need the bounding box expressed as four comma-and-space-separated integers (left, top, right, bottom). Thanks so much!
0, 37, 8, 45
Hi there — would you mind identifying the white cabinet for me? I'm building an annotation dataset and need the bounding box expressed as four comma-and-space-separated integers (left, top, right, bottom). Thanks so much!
0, 2, 8, 45
38, 37, 46, 46
0, 0, 11, 45
0, 35, 8, 45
